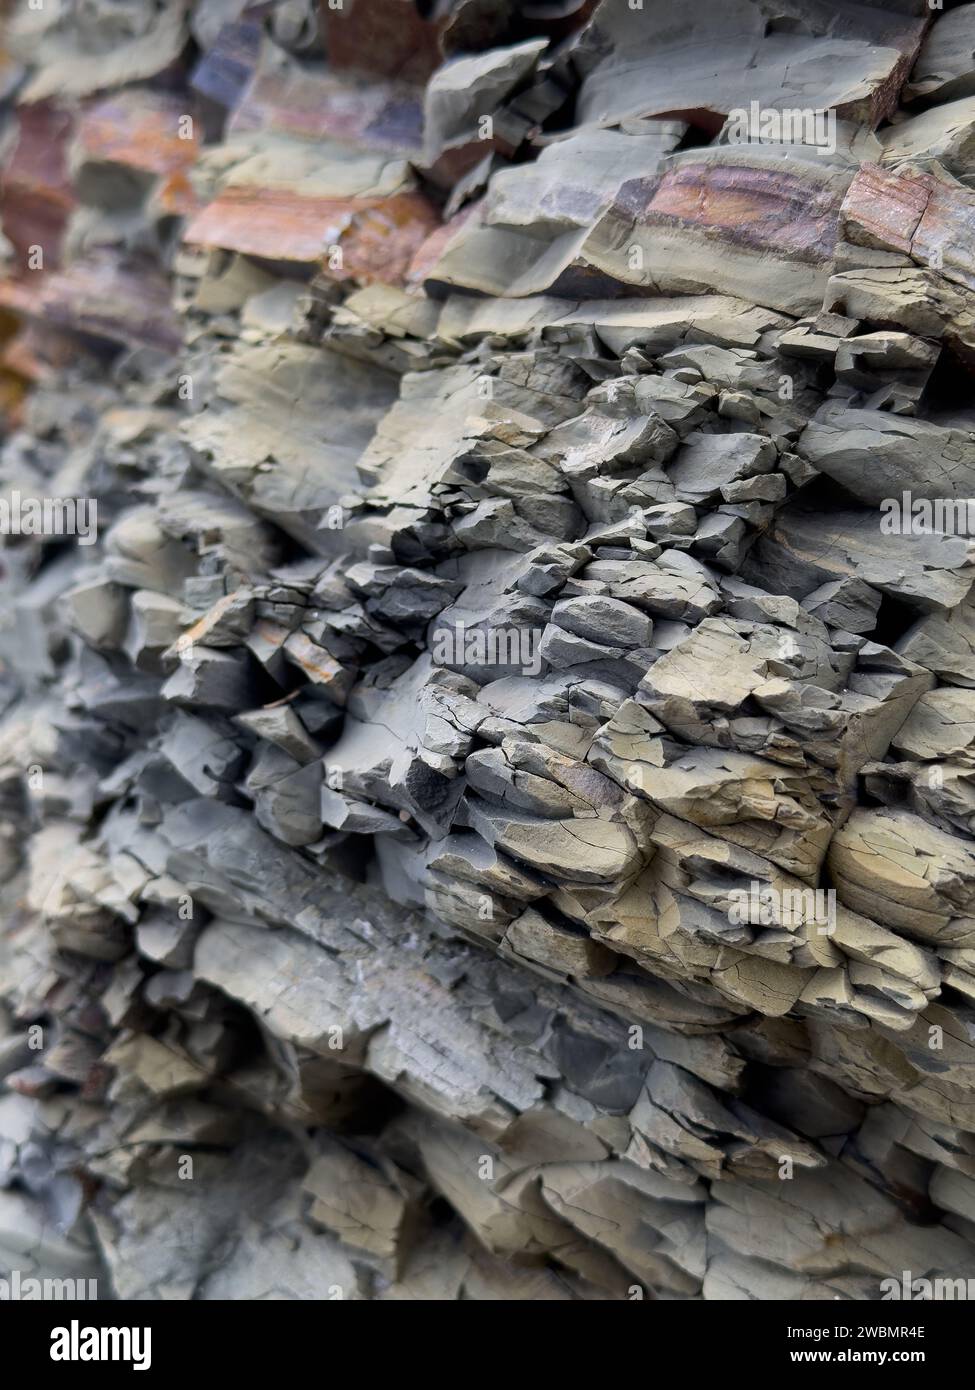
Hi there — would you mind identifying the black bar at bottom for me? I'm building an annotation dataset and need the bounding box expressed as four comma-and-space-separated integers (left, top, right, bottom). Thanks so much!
0, 1296, 968, 1376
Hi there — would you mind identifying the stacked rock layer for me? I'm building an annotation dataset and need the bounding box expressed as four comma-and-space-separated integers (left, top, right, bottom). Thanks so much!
1, 0, 975, 1299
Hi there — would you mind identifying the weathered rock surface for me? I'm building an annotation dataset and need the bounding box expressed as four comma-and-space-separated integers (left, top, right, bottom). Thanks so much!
1, 0, 975, 1308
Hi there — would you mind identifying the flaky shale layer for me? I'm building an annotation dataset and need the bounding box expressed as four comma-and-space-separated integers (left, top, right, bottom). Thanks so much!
1, 0, 975, 1300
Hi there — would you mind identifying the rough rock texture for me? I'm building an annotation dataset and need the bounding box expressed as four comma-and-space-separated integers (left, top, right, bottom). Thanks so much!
1, 0, 975, 1303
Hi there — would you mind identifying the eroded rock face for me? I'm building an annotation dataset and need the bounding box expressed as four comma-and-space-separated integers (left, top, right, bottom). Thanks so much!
1, 0, 975, 1303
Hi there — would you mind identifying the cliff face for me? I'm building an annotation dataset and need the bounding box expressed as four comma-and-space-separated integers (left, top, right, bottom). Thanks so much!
1, 0, 975, 1301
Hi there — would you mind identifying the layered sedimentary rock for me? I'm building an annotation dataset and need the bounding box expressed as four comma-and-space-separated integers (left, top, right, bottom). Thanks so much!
1, 0, 975, 1302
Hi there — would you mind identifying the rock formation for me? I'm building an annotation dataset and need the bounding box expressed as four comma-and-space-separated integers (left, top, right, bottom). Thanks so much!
1, 0, 975, 1301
